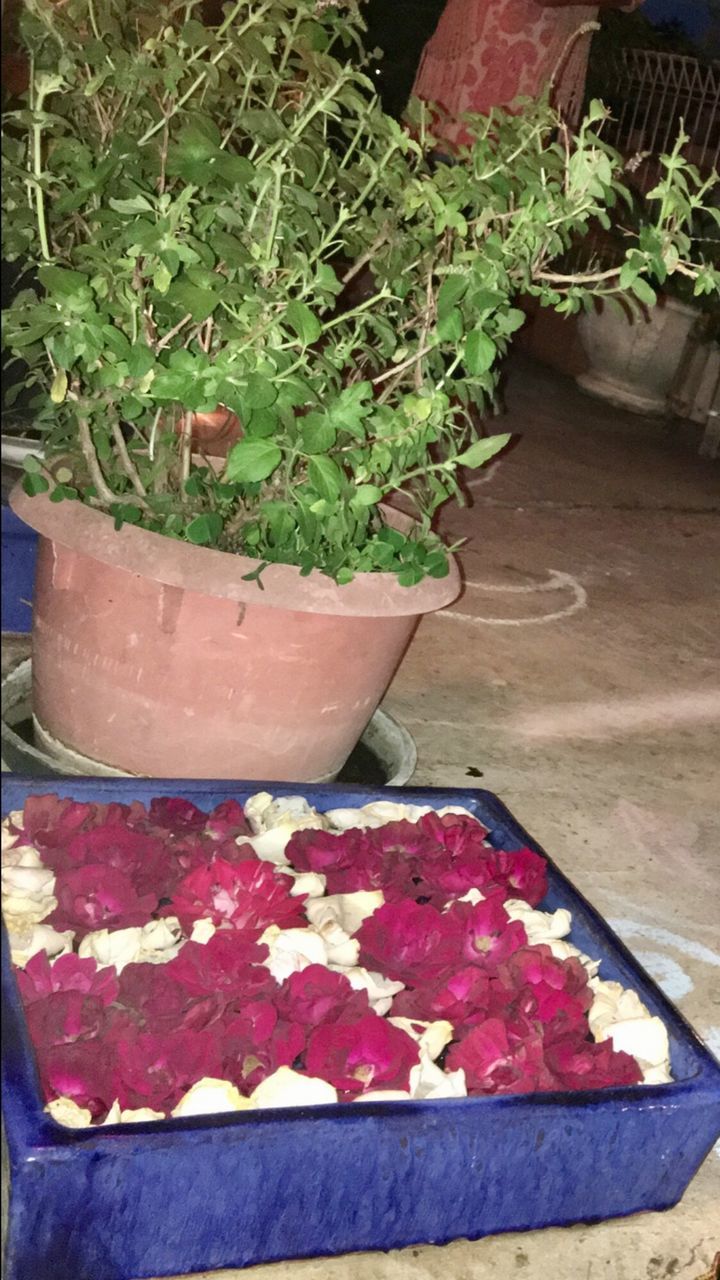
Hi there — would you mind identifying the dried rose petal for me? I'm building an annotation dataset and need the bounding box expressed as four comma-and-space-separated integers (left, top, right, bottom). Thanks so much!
306, 1013, 419, 1095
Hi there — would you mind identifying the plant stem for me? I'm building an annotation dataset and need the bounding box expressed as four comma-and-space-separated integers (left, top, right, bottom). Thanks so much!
78, 417, 117, 505
155, 312, 193, 353
340, 229, 390, 286
320, 290, 392, 334
137, 2, 270, 147
31, 88, 51, 262
111, 422, 149, 502
373, 342, 437, 387
180, 410, 192, 485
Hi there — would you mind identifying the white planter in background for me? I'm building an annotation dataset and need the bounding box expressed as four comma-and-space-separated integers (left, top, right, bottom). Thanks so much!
0, 436, 42, 467
576, 295, 698, 416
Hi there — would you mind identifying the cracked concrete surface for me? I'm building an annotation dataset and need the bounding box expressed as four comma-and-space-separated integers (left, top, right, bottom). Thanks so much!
3, 356, 719, 1279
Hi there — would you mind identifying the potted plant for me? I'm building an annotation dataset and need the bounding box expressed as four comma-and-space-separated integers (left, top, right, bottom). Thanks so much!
574, 198, 720, 415
2, 0, 718, 781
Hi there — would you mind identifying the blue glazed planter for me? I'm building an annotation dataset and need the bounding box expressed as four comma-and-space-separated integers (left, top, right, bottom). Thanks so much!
1, 507, 37, 634
3, 778, 720, 1280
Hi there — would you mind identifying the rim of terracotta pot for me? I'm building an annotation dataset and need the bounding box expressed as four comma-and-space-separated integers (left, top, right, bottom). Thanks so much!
10, 485, 461, 618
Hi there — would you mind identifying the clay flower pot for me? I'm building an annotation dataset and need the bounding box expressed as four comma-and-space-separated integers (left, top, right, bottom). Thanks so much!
184, 407, 243, 458
10, 487, 460, 781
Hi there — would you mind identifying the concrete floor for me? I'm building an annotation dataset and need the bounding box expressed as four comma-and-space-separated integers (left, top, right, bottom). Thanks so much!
3, 356, 719, 1279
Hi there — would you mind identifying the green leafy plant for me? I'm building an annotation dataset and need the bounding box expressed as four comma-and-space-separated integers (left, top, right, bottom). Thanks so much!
2, 0, 718, 584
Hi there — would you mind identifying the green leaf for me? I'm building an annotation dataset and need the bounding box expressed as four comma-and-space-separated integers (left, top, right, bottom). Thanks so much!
245, 408, 278, 438
301, 413, 336, 454
101, 325, 132, 360
225, 439, 282, 484
22, 472, 49, 496
154, 262, 173, 295
241, 562, 269, 589
308, 456, 343, 500
168, 281, 219, 324
127, 346, 155, 378
180, 19, 208, 47
50, 368, 68, 404
285, 300, 322, 345
22, 454, 43, 474
335, 567, 354, 585
631, 277, 657, 306
185, 512, 223, 545
397, 564, 425, 587
50, 483, 78, 503
503, 308, 526, 335
455, 433, 511, 468
215, 155, 256, 186
151, 369, 195, 401
352, 483, 383, 506
437, 307, 463, 343
425, 550, 450, 578
464, 330, 497, 376
242, 373, 278, 410
37, 265, 88, 298
108, 195, 154, 214
110, 503, 143, 530
436, 274, 468, 318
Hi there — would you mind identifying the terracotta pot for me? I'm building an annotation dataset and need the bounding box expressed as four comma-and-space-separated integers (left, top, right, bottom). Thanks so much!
10, 487, 460, 781
576, 295, 698, 417
175, 407, 242, 458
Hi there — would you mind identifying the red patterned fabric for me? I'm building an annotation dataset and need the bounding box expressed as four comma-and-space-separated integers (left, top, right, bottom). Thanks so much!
413, 0, 599, 144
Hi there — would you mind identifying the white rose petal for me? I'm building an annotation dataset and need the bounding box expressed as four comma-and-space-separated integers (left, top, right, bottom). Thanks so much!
641, 1063, 674, 1085
9, 923, 74, 968
1, 861, 57, 927
235, 830, 292, 867
1, 863, 55, 896
79, 927, 143, 973
78, 918, 184, 972
306, 891, 383, 937
587, 977, 671, 1082
409, 1058, 467, 1100
604, 1016, 670, 1070
136, 917, 184, 964
332, 965, 404, 1016
1, 814, 25, 851
278, 869, 327, 898
588, 978, 648, 1040
102, 1100, 167, 1125
388, 1017, 454, 1062
244, 792, 327, 836
172, 1078, 251, 1117
190, 917, 217, 944
546, 939, 601, 976
119, 1107, 167, 1123
2, 842, 43, 870
235, 791, 328, 863
325, 802, 479, 832
452, 888, 485, 907
45, 1097, 93, 1128
302, 899, 360, 967
250, 1067, 337, 1109
259, 925, 328, 982
354, 1090, 412, 1102
504, 900, 572, 945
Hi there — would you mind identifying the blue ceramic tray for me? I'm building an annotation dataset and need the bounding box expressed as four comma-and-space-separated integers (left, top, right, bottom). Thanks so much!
3, 777, 720, 1280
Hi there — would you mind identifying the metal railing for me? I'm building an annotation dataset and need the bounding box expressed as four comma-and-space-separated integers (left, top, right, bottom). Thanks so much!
599, 48, 720, 178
